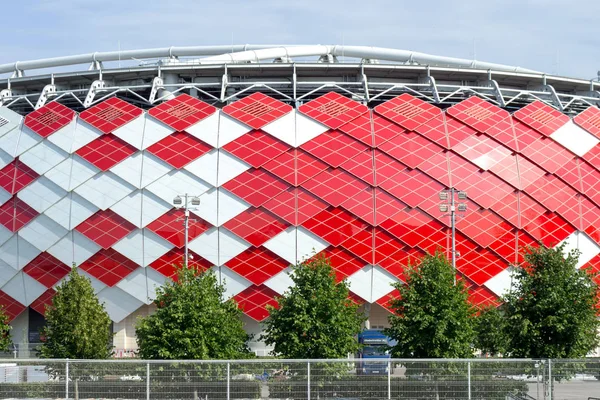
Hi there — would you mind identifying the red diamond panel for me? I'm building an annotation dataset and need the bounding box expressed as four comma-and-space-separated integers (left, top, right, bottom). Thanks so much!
579, 162, 600, 208
223, 207, 289, 247
223, 130, 289, 168
234, 285, 279, 321
148, 94, 216, 131
575, 105, 600, 140
339, 112, 405, 147
488, 227, 517, 263
340, 149, 374, 185
379, 207, 446, 253
457, 208, 513, 249
374, 188, 406, 226
415, 113, 449, 149
0, 159, 39, 194
527, 174, 580, 224
341, 187, 374, 225
446, 115, 478, 149
523, 212, 574, 247
514, 101, 569, 136
24, 101, 75, 138
222, 92, 292, 129
0, 196, 38, 232
79, 248, 138, 286
416, 151, 450, 187
146, 208, 211, 248
23, 252, 70, 288
75, 209, 136, 249
374, 228, 423, 279
317, 247, 365, 281
149, 248, 211, 280
262, 149, 329, 187
75, 134, 137, 171
340, 227, 374, 264
301, 168, 369, 207
379, 131, 444, 169
222, 169, 290, 207
0, 291, 25, 321
468, 285, 499, 308
30, 288, 55, 316
303, 207, 370, 247
447, 96, 512, 136
79, 97, 143, 134
520, 136, 574, 175
225, 247, 288, 285
262, 187, 329, 226
301, 130, 368, 168
299, 92, 368, 129
147, 132, 212, 169
377, 165, 445, 209
376, 289, 401, 312
374, 93, 441, 131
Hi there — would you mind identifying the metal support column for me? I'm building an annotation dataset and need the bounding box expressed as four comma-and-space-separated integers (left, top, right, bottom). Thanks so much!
307, 362, 311, 400
467, 361, 471, 400
146, 363, 150, 400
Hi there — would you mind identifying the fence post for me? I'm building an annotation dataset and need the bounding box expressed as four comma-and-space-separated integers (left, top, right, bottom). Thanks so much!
548, 359, 552, 400
467, 361, 471, 400
307, 361, 311, 400
146, 362, 150, 400
65, 359, 69, 400
226, 362, 230, 400
387, 360, 391, 400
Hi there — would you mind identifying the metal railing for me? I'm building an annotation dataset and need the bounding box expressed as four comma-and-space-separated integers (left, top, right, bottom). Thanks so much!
0, 358, 599, 399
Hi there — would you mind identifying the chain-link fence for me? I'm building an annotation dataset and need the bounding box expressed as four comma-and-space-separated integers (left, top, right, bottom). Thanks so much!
0, 358, 598, 399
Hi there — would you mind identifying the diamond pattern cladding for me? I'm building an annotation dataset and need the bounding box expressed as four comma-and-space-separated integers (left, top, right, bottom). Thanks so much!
1, 93, 599, 323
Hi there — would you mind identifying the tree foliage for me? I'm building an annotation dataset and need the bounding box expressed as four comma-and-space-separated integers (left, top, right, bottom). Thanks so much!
385, 252, 475, 358
474, 305, 508, 356
40, 266, 113, 359
262, 254, 365, 358
135, 264, 252, 360
0, 306, 11, 352
503, 243, 600, 358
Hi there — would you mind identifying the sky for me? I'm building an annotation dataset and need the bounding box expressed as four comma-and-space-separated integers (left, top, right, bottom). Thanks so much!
2, 0, 600, 79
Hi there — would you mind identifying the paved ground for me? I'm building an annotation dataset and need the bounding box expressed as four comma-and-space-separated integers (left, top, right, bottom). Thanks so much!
528, 381, 600, 399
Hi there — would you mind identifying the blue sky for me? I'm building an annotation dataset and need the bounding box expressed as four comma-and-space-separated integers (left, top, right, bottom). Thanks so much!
3, 0, 600, 79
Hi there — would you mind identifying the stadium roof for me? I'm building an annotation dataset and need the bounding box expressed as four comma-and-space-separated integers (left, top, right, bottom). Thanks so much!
1, 45, 599, 115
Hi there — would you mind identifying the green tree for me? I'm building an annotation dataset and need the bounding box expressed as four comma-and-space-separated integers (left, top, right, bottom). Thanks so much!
503, 243, 600, 358
474, 305, 508, 356
40, 266, 113, 359
385, 252, 475, 358
262, 254, 364, 358
0, 306, 11, 352
135, 264, 252, 359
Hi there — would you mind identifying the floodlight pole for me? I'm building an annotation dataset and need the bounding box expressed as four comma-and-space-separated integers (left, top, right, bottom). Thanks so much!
174, 193, 200, 267
184, 194, 189, 267
450, 187, 456, 286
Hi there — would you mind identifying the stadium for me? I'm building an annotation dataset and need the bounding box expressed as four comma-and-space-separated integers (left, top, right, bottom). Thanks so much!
1, 45, 600, 356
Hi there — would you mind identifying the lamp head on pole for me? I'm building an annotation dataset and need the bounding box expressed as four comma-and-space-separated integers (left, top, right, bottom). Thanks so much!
173, 195, 183, 206
191, 196, 201, 206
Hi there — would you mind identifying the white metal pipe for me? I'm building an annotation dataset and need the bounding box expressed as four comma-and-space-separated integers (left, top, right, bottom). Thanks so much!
0, 45, 541, 75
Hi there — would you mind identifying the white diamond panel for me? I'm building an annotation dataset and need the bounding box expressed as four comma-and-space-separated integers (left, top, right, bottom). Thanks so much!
97, 286, 143, 323
17, 176, 67, 213
47, 231, 101, 267
264, 266, 294, 295
112, 114, 146, 149
43, 193, 98, 230
110, 190, 171, 228
0, 125, 42, 157
45, 156, 100, 192
18, 214, 68, 252
46, 119, 77, 153
219, 265, 252, 299
0, 235, 41, 271
109, 152, 172, 189
19, 140, 69, 175
557, 230, 600, 269
217, 112, 251, 147
1, 271, 47, 306
551, 120, 600, 157
146, 169, 211, 204
184, 149, 250, 187
112, 229, 174, 267
74, 172, 135, 210
187, 112, 219, 148
142, 115, 173, 149
188, 227, 251, 265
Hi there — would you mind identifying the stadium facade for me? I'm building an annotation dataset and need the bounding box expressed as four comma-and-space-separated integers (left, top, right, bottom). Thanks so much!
1, 45, 600, 355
